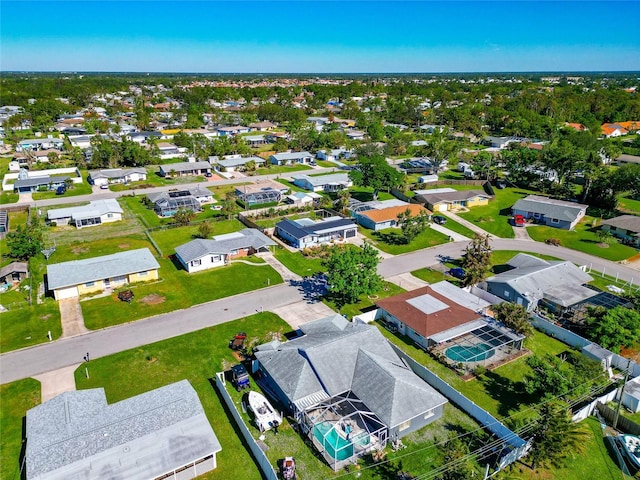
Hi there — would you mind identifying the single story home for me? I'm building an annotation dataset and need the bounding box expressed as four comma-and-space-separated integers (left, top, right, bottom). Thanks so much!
601, 215, 640, 247
482, 253, 596, 312
236, 180, 288, 206
275, 216, 357, 248
214, 155, 265, 172
175, 228, 276, 273
216, 125, 250, 136
285, 191, 322, 206
316, 148, 353, 162
414, 188, 490, 212
243, 135, 266, 147
269, 151, 313, 165
16, 137, 64, 152
88, 167, 147, 186
254, 315, 448, 469
47, 248, 160, 300
511, 195, 587, 230
3, 167, 83, 193
128, 131, 163, 144
159, 161, 212, 177
25, 380, 222, 480
147, 188, 211, 217
47, 199, 123, 228
356, 203, 427, 231
248, 121, 276, 131
157, 142, 187, 160
292, 173, 352, 192
0, 261, 28, 285
345, 130, 366, 140
14, 175, 68, 194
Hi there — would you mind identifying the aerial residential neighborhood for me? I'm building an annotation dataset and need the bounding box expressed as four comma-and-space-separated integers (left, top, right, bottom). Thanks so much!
2, 2, 640, 479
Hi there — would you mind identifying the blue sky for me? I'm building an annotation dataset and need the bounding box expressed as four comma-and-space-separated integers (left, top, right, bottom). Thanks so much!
2, 1, 639, 72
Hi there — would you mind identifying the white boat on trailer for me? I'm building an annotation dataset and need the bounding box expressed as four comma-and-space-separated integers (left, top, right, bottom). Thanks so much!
248, 390, 282, 433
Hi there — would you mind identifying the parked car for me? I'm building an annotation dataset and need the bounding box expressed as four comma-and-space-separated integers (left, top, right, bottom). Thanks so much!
204, 172, 213, 177
100, 184, 109, 190
55, 185, 66, 195
448, 267, 466, 279
513, 214, 526, 227
230, 364, 250, 391
432, 215, 447, 225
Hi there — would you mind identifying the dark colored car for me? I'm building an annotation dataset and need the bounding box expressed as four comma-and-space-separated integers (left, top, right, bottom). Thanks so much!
204, 172, 213, 177
230, 364, 250, 391
448, 267, 466, 279
55, 186, 66, 195
432, 215, 447, 225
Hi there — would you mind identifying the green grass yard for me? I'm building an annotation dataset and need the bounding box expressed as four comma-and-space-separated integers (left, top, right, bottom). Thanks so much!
359, 225, 451, 255
0, 300, 62, 353
0, 378, 41, 480
618, 194, 640, 215
324, 281, 405, 318
458, 187, 539, 238
273, 246, 326, 276
149, 218, 244, 255
435, 216, 477, 238
527, 217, 638, 261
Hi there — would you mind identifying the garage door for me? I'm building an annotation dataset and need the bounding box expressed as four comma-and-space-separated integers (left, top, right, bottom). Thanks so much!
55, 286, 79, 300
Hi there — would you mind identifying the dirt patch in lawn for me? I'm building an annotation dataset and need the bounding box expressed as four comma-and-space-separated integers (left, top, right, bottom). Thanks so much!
118, 243, 130, 249
140, 293, 165, 305
71, 247, 89, 255
597, 243, 610, 248
40, 314, 51, 321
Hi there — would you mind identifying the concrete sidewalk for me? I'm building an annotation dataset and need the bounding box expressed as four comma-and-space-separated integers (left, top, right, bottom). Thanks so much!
442, 211, 496, 238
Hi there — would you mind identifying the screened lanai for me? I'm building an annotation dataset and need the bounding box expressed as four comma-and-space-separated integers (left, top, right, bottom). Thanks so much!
239, 189, 282, 207
300, 391, 387, 471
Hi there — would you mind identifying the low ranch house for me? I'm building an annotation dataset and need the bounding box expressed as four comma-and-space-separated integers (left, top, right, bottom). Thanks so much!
292, 173, 352, 192
46, 199, 123, 228
275, 216, 357, 248
601, 215, 640, 247
269, 151, 313, 165
88, 168, 147, 186
414, 188, 490, 212
511, 195, 587, 230
175, 229, 275, 273
159, 161, 212, 177
46, 248, 159, 300
3, 167, 83, 193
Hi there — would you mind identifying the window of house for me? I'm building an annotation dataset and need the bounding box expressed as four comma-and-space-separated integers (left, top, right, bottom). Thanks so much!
504, 290, 510, 298
107, 213, 113, 218
192, 259, 202, 266
138, 270, 149, 276
85, 281, 95, 287
424, 410, 434, 420
550, 218, 559, 224
211, 256, 220, 262
398, 420, 411, 432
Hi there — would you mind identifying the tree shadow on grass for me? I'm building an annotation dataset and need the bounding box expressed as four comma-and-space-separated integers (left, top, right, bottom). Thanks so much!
375, 231, 409, 245
481, 370, 530, 418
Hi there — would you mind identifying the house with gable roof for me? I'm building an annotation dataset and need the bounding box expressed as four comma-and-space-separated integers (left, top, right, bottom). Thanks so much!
175, 228, 276, 273
511, 195, 587, 230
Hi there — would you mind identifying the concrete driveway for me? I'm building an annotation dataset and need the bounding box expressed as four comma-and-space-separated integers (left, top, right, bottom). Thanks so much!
59, 298, 89, 337
33, 364, 80, 402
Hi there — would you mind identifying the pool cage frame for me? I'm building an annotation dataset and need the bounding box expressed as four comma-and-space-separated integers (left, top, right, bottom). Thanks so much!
434, 322, 525, 371
238, 189, 282, 207
299, 391, 387, 471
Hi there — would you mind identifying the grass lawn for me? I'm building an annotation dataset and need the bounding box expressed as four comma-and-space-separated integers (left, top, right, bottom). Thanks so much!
314, 160, 335, 168
359, 225, 451, 255
255, 164, 312, 175
0, 191, 19, 204
82, 259, 283, 329
0, 378, 41, 480
149, 218, 244, 254
31, 175, 93, 200
73, 312, 291, 480
527, 217, 638, 262
618, 194, 640, 215
508, 417, 622, 480
349, 187, 395, 202
273, 247, 326, 276
118, 195, 166, 228
0, 300, 62, 353
458, 187, 538, 238
324, 281, 405, 318
412, 268, 456, 285
436, 216, 477, 238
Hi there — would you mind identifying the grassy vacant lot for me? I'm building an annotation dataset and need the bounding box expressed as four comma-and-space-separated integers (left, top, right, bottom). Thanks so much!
458, 187, 538, 238
273, 246, 326, 276
0, 300, 62, 353
149, 218, 244, 255
0, 191, 19, 204
74, 313, 289, 480
527, 216, 638, 261
0, 378, 41, 480
359, 225, 450, 255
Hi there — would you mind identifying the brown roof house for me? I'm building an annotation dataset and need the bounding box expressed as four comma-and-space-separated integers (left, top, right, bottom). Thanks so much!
376, 281, 524, 365
356, 203, 428, 231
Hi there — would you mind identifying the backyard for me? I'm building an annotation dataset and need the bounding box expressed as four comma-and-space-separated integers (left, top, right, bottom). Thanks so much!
458, 187, 539, 238
527, 216, 638, 262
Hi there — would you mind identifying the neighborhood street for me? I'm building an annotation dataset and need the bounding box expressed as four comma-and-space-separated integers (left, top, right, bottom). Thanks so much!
2, 235, 638, 384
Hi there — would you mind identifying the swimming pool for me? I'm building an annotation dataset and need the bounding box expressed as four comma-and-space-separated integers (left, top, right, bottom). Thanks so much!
313, 422, 353, 461
445, 343, 494, 362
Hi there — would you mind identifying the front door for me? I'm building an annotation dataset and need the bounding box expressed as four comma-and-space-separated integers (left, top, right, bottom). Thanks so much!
104, 278, 111, 289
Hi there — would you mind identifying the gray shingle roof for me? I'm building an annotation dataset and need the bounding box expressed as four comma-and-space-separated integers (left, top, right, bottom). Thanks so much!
0, 261, 28, 279
175, 229, 276, 263
601, 214, 640, 234
160, 161, 212, 173
292, 173, 351, 187
26, 380, 221, 480
47, 248, 159, 290
88, 168, 146, 180
47, 199, 123, 221
271, 151, 312, 161
512, 195, 587, 222
486, 254, 596, 306
255, 315, 447, 427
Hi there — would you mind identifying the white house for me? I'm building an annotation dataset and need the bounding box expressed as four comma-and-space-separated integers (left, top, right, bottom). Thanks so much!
269, 151, 313, 165
88, 168, 147, 186
47, 199, 123, 228
316, 148, 353, 162
175, 229, 276, 273
292, 173, 352, 192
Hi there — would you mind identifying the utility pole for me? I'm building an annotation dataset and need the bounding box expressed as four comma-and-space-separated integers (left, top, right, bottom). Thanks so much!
613, 359, 632, 430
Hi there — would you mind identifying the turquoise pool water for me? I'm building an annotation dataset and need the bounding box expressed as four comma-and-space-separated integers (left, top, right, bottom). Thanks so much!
445, 343, 494, 362
313, 422, 353, 461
